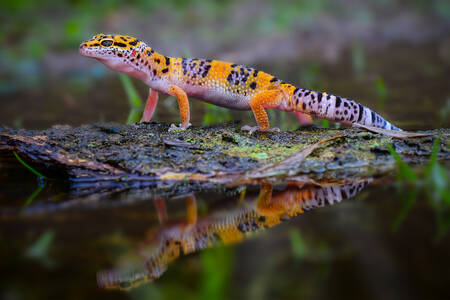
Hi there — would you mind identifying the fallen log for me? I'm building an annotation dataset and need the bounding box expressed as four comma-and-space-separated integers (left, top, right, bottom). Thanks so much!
0, 122, 448, 185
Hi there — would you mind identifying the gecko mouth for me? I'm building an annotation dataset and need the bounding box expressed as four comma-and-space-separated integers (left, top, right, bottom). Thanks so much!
79, 44, 99, 57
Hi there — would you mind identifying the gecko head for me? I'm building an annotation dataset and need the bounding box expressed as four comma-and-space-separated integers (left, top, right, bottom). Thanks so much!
80, 33, 149, 79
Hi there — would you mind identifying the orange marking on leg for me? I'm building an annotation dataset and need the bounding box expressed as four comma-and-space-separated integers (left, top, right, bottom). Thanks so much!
169, 85, 190, 129
249, 89, 284, 131
256, 183, 274, 214
141, 88, 159, 122
185, 195, 197, 225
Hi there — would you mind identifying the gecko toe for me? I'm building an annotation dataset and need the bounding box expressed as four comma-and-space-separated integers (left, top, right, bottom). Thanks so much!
241, 125, 258, 135
241, 125, 280, 135
168, 123, 191, 132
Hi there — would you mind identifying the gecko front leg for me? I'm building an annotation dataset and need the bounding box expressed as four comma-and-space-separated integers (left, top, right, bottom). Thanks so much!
242, 89, 284, 134
141, 88, 159, 122
168, 85, 191, 131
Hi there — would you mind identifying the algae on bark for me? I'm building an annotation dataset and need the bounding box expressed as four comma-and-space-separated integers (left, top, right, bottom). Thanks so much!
0, 122, 448, 185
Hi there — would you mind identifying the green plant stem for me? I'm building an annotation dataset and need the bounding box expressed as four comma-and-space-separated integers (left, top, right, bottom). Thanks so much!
13, 151, 45, 178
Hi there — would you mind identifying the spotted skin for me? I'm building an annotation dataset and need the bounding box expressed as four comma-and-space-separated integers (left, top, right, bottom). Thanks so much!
80, 34, 401, 131
97, 180, 369, 290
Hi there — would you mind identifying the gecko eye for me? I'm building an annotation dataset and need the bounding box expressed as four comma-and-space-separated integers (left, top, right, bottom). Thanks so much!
101, 40, 113, 47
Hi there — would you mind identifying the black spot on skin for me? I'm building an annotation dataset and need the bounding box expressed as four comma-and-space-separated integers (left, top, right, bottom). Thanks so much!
270, 77, 278, 83
227, 73, 233, 83
344, 110, 348, 115
153, 70, 157, 76
136, 54, 140, 59
121, 37, 127, 42
231, 64, 237, 68
165, 56, 170, 65
201, 65, 211, 77
302, 103, 306, 110
304, 91, 310, 97
335, 96, 342, 107
93, 43, 100, 46
114, 42, 127, 47
357, 104, 364, 122
250, 82, 257, 89
129, 39, 139, 46
253, 70, 259, 77
235, 80, 239, 85
294, 87, 299, 94
258, 216, 266, 222
154, 58, 160, 64
371, 111, 376, 123
317, 92, 322, 103
146, 50, 151, 55
117, 53, 123, 57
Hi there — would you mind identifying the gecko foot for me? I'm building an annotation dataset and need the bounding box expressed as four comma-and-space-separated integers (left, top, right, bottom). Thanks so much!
241, 125, 280, 135
168, 123, 191, 132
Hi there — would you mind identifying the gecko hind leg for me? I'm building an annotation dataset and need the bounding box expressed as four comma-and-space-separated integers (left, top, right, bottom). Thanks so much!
242, 89, 284, 134
294, 111, 313, 126
141, 88, 159, 122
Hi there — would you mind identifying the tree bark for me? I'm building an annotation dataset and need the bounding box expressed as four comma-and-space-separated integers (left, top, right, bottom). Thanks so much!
1, 122, 448, 184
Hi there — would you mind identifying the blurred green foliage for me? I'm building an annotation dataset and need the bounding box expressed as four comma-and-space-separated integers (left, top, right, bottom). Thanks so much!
202, 104, 233, 126
289, 228, 307, 260
199, 246, 234, 300
351, 42, 366, 79
13, 151, 45, 179
25, 230, 55, 268
388, 140, 450, 240
375, 76, 388, 109
118, 74, 144, 124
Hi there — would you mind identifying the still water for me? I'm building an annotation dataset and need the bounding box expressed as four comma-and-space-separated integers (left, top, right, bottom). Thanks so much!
0, 42, 449, 299
1, 168, 449, 299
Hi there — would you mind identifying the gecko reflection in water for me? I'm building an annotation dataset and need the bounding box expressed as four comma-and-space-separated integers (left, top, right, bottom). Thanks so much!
97, 179, 369, 290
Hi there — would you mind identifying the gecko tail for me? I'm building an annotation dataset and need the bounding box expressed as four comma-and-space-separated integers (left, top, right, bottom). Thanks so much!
291, 88, 402, 131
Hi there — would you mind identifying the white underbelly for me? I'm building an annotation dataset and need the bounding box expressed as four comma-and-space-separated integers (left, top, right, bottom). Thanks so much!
188, 87, 251, 110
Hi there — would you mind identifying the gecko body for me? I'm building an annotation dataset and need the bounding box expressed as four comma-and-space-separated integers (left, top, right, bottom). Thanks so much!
80, 34, 401, 132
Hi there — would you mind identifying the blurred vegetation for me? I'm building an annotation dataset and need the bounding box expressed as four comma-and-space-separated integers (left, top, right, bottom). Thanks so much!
388, 140, 450, 241
1, 0, 449, 92
119, 74, 144, 124
25, 230, 55, 269
13, 151, 46, 207
289, 228, 307, 260
0, 0, 448, 129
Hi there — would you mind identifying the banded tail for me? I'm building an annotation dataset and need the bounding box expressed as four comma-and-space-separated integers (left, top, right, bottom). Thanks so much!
291, 88, 402, 131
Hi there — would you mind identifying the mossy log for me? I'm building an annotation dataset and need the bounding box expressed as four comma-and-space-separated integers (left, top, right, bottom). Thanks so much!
0, 122, 448, 185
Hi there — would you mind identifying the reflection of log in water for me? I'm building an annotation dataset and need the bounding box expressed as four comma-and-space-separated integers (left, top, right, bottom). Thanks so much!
97, 179, 370, 290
